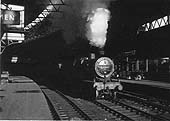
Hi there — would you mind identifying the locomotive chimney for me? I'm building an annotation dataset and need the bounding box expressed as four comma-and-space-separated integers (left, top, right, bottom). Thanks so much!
99, 48, 105, 56
90, 45, 105, 59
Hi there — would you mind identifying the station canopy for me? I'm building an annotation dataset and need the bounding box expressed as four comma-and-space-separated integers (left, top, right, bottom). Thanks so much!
2, 0, 170, 30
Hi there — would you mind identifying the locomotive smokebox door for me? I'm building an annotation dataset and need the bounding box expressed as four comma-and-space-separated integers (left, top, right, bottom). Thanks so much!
95, 57, 114, 78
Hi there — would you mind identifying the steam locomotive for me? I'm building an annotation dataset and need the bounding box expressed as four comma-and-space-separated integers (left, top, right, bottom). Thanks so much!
74, 55, 123, 99
93, 57, 123, 99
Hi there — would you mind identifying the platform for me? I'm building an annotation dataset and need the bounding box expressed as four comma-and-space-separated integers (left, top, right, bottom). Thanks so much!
0, 76, 52, 120
118, 79, 170, 90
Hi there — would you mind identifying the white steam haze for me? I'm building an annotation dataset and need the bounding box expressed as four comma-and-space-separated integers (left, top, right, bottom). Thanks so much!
86, 8, 110, 48
46, 0, 111, 45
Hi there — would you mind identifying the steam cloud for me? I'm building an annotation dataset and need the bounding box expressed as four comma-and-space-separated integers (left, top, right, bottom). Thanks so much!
82, 0, 111, 48
86, 8, 110, 48
50, 0, 111, 45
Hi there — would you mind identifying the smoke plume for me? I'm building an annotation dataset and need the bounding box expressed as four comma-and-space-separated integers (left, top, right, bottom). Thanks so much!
50, 0, 111, 45
86, 8, 110, 48
82, 0, 111, 48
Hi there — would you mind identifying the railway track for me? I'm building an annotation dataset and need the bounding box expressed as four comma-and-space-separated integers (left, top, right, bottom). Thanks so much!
41, 86, 90, 120
41, 86, 123, 120
118, 90, 170, 110
100, 99, 167, 121
41, 86, 144, 120
40, 86, 170, 120
116, 90, 170, 121
66, 96, 121, 120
